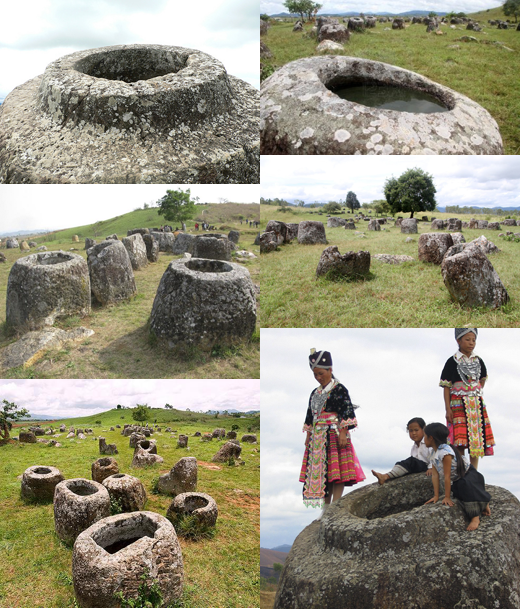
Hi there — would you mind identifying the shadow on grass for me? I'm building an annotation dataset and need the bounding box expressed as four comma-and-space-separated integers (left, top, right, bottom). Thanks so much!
318, 270, 376, 284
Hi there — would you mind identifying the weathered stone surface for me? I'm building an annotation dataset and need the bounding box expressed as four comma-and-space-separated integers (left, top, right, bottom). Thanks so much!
129, 432, 146, 448
431, 219, 445, 229
441, 243, 509, 308
85, 238, 96, 250
157, 457, 198, 496
241, 434, 258, 443
469, 235, 500, 255
99, 437, 118, 455
54, 478, 111, 544
166, 492, 218, 528
451, 232, 466, 245
150, 258, 256, 350
316, 40, 345, 52
228, 230, 240, 244
372, 254, 414, 264
150, 231, 175, 253
261, 57, 503, 155
6, 251, 90, 332
418, 232, 454, 264
72, 511, 183, 608
265, 221, 295, 244
367, 219, 380, 231
122, 233, 148, 271
141, 233, 159, 262
6, 238, 19, 249
0, 44, 259, 184
177, 434, 189, 448
0, 327, 94, 371
447, 218, 462, 231
316, 246, 370, 278
487, 222, 501, 230
212, 441, 242, 462
274, 474, 520, 609
260, 231, 281, 254
192, 234, 233, 261
91, 457, 119, 483
102, 473, 147, 512
87, 240, 136, 305
298, 221, 327, 245
478, 220, 488, 229
318, 23, 350, 43
401, 218, 418, 234
21, 465, 64, 501
131, 445, 164, 467
502, 218, 517, 226
19, 430, 37, 443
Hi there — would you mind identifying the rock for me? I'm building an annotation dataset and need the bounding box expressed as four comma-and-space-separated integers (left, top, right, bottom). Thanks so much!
149, 258, 256, 350
54, 478, 111, 544
0, 44, 259, 184
502, 219, 517, 226
298, 221, 327, 245
102, 473, 147, 512
344, 221, 356, 230
129, 432, 146, 448
451, 232, 466, 245
212, 441, 242, 462
6, 238, 19, 248
368, 219, 380, 231
106, 234, 118, 241
228, 230, 240, 244
85, 238, 96, 250
400, 218, 418, 234
91, 457, 119, 483
392, 18, 405, 29
122, 233, 148, 271
468, 235, 500, 255
318, 23, 350, 43
431, 219, 445, 229
266, 220, 294, 243
157, 457, 198, 496
261, 57, 503, 155
478, 220, 488, 229
0, 327, 94, 371
72, 512, 183, 608
316, 246, 370, 279
293, 20, 303, 32
20, 240, 30, 251
447, 218, 462, 231
99, 437, 118, 455
21, 465, 64, 501
441, 243, 509, 309
0, 252, 6, 263
487, 222, 500, 230
241, 434, 258, 444
166, 492, 218, 528
172, 232, 195, 255
19, 430, 37, 443
418, 233, 454, 265
372, 254, 414, 265
212, 428, 226, 439
131, 445, 164, 467
141, 234, 159, 262
274, 474, 520, 609
87, 240, 136, 305
261, 40, 272, 59
177, 435, 189, 448
192, 234, 233, 261
150, 231, 175, 253
6, 251, 91, 332
348, 17, 365, 31
316, 40, 345, 52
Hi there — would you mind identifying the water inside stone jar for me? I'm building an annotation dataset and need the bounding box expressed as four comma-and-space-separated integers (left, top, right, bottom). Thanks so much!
333, 83, 448, 113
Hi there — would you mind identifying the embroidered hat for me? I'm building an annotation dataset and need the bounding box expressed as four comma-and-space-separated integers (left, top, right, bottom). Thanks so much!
455, 328, 478, 341
309, 349, 332, 370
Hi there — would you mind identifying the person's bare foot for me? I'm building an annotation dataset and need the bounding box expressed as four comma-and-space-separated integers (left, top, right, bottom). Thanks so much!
371, 470, 389, 485
467, 516, 480, 531
482, 505, 491, 517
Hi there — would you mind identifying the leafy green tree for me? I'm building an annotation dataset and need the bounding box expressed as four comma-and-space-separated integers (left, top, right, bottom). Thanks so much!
383, 168, 437, 218
0, 399, 30, 441
503, 0, 520, 21
157, 189, 196, 225
323, 202, 342, 214
132, 404, 150, 422
284, 0, 320, 21
345, 191, 360, 213
273, 562, 284, 573
164, 404, 173, 410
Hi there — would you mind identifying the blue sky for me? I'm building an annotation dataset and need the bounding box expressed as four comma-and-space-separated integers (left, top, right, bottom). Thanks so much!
261, 328, 520, 549
261, 156, 520, 209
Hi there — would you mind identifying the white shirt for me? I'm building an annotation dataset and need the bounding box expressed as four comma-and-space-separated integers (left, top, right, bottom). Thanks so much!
411, 437, 432, 468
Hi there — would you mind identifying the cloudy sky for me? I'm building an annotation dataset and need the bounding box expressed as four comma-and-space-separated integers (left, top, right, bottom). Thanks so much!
260, 328, 520, 549
261, 155, 520, 210
0, 184, 259, 234
0, 0, 258, 100
0, 379, 260, 419
262, 0, 501, 16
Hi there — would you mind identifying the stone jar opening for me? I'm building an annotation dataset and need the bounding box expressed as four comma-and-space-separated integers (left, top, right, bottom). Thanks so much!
98, 458, 112, 467
33, 467, 52, 475
36, 252, 75, 266
185, 259, 233, 273
68, 480, 100, 497
183, 495, 210, 513
74, 48, 189, 83
92, 514, 159, 554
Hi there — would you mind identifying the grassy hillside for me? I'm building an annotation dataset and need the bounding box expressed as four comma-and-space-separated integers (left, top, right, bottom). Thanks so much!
261, 15, 520, 154
0, 207, 260, 379
260, 205, 520, 327
0, 409, 260, 608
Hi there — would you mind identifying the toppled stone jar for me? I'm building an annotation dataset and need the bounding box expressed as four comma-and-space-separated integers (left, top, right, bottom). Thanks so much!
0, 44, 259, 183
261, 56, 503, 155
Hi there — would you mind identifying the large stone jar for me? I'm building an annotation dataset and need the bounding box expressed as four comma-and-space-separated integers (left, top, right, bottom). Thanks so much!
157, 457, 198, 496
21, 465, 64, 502
87, 240, 136, 305
102, 473, 147, 512
54, 478, 111, 544
0, 44, 259, 184
6, 251, 91, 331
274, 474, 520, 609
150, 258, 257, 350
72, 511, 183, 607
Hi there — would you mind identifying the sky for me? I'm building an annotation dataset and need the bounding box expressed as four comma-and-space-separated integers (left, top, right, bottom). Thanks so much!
261, 0, 502, 16
0, 0, 258, 100
0, 184, 259, 234
0, 379, 260, 419
260, 155, 520, 209
260, 328, 520, 549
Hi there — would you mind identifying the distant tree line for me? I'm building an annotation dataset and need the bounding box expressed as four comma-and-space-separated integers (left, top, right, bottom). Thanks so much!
444, 205, 519, 216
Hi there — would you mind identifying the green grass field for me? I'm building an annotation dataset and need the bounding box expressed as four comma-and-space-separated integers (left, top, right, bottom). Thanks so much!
260, 205, 520, 327
0, 408, 260, 608
0, 204, 260, 379
261, 6, 520, 154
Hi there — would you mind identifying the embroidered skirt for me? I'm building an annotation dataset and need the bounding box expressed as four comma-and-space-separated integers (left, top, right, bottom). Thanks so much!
447, 394, 495, 457
299, 413, 365, 508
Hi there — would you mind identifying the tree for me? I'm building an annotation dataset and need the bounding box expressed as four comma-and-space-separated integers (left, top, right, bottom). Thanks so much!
283, 0, 318, 21
164, 404, 173, 410
345, 191, 360, 213
157, 189, 196, 225
323, 201, 342, 214
504, 0, 520, 21
273, 563, 284, 573
0, 399, 30, 441
383, 168, 437, 218
132, 404, 150, 422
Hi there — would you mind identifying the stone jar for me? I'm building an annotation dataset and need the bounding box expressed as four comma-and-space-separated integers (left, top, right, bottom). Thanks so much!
54, 478, 111, 544
400, 218, 418, 234
166, 492, 218, 528
102, 473, 147, 512
297, 221, 327, 245
212, 441, 242, 463
6, 251, 91, 332
87, 240, 136, 306
21, 465, 64, 502
91, 457, 119, 483
418, 233, 454, 265
72, 511, 183, 607
122, 233, 148, 271
316, 246, 370, 278
157, 457, 198, 497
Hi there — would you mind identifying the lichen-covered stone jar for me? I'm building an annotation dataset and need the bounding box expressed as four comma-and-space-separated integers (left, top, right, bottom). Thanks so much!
261, 56, 503, 155
0, 44, 259, 183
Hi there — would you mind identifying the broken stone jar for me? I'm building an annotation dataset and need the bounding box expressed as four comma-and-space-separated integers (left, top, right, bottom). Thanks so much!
72, 511, 183, 607
261, 56, 503, 155
166, 492, 218, 528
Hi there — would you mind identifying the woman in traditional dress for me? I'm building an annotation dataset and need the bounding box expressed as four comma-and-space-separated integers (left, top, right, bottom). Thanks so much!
440, 328, 495, 469
299, 349, 365, 510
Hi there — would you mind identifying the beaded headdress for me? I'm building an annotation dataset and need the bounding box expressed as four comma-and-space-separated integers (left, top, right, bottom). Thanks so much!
455, 328, 478, 341
309, 349, 332, 370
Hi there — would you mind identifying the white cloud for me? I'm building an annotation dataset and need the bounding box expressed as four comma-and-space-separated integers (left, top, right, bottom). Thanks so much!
262, 1, 501, 15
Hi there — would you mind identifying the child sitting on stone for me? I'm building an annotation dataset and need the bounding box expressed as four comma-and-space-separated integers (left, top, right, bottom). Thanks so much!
371, 417, 432, 484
